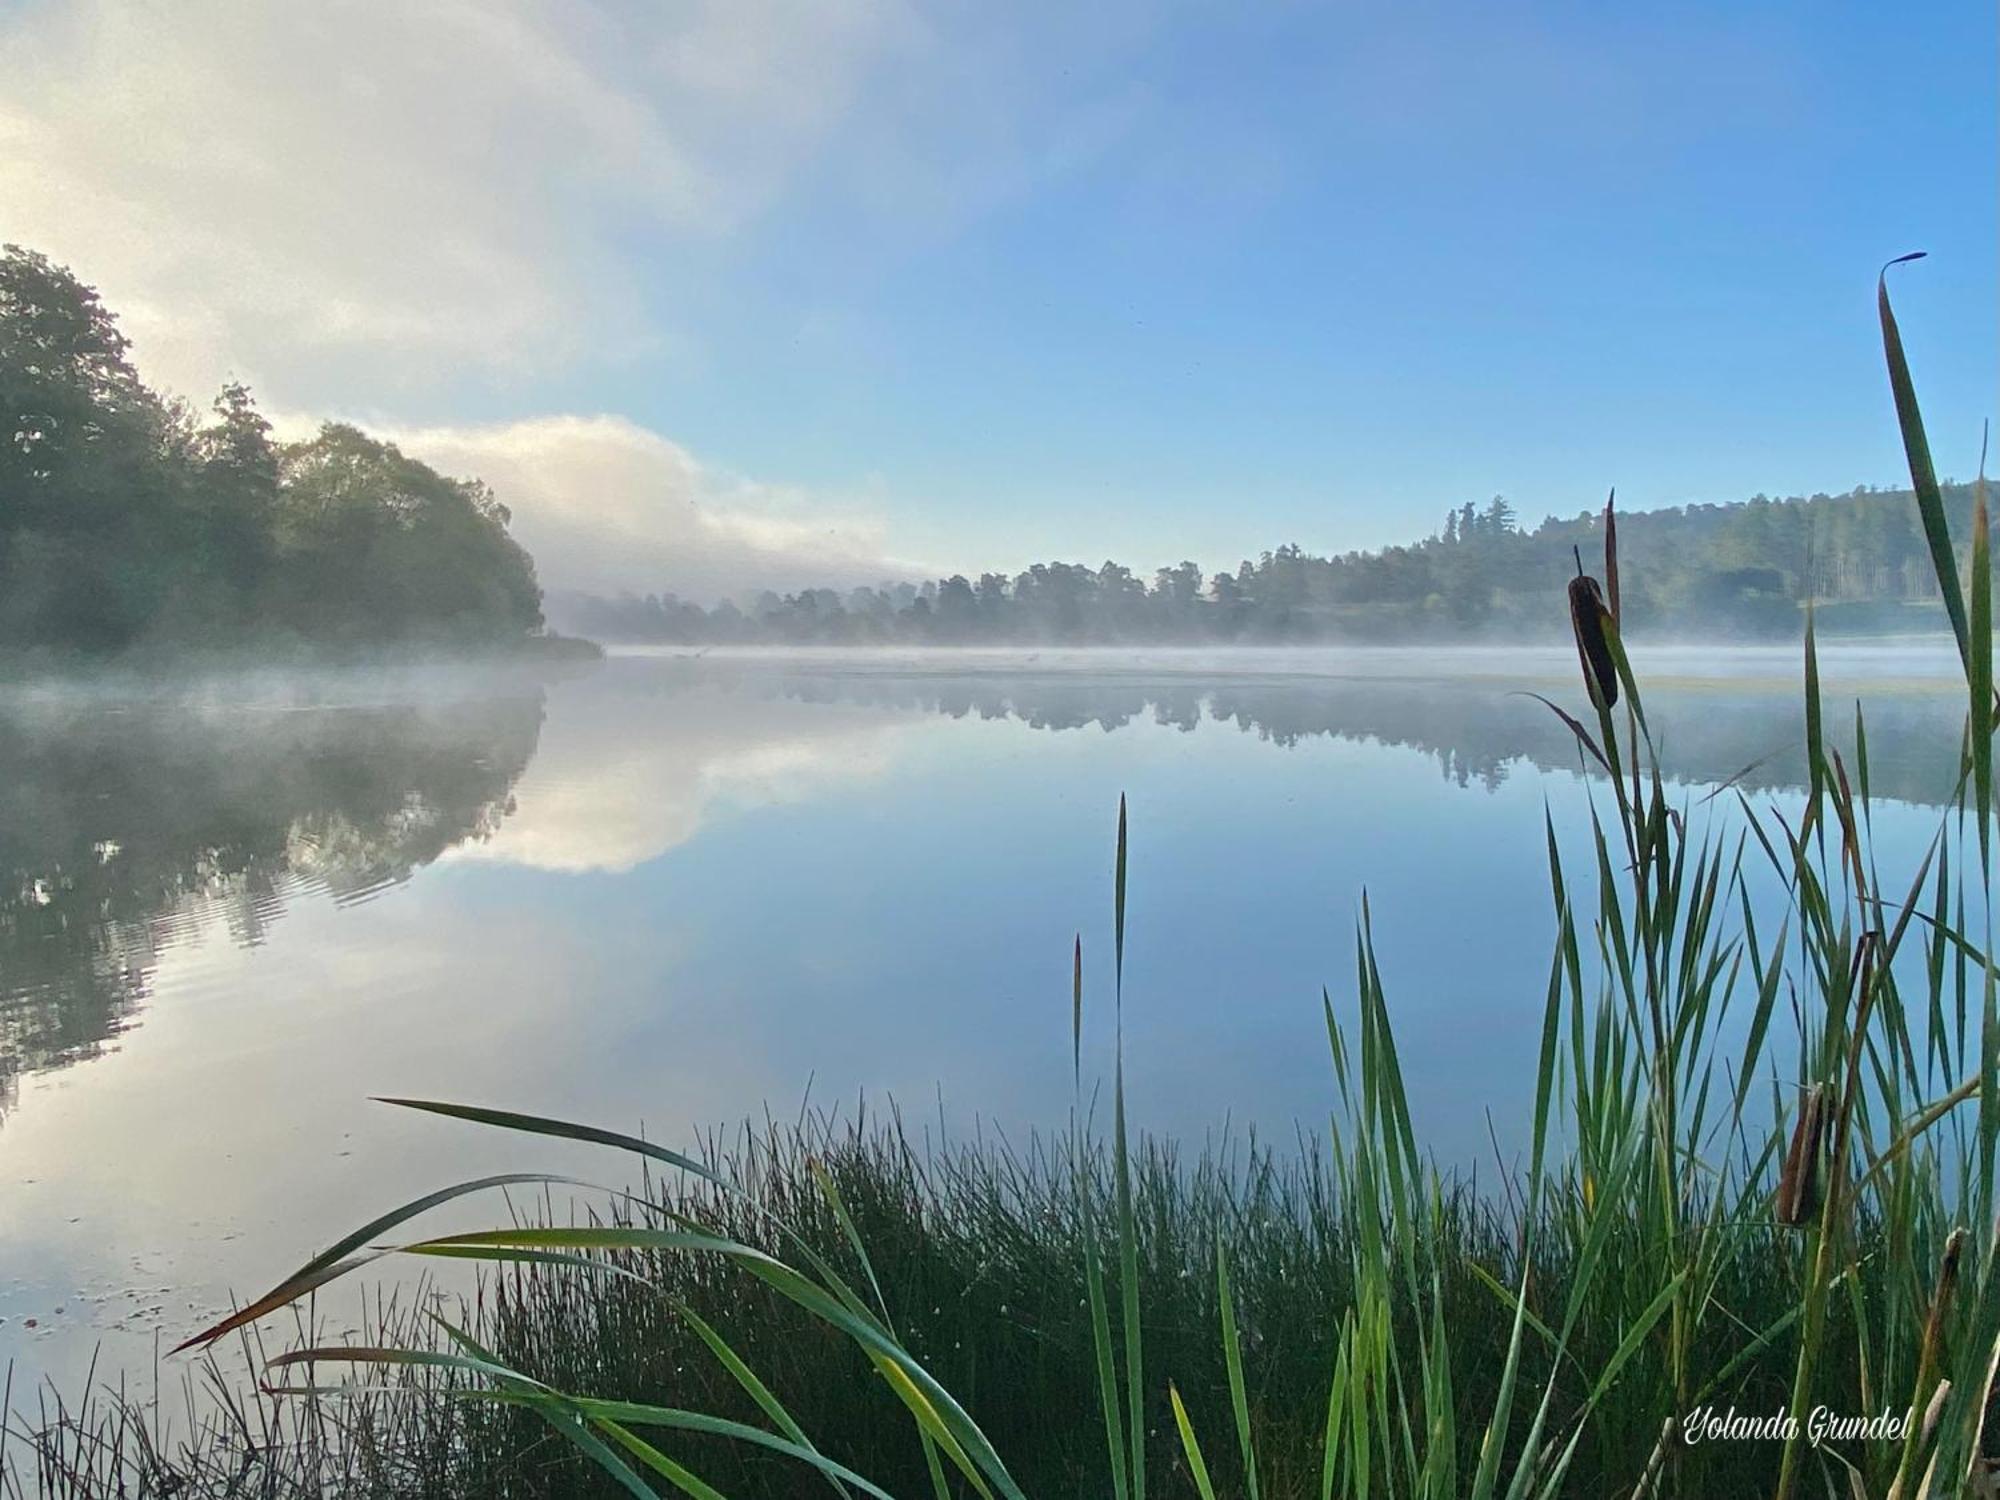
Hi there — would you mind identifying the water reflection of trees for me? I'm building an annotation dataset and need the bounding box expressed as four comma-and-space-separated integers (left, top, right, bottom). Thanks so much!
0, 693, 543, 1116
2, 660, 1960, 1118
735, 666, 1964, 806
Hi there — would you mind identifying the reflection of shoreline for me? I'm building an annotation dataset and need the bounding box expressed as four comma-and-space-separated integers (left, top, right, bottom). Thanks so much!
0, 691, 545, 1119
0, 649, 1964, 1120
652, 654, 1965, 808
606, 639, 1967, 685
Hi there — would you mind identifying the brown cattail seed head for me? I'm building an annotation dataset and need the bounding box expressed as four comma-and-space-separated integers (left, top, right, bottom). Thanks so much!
1920, 1378, 1952, 1450
1567, 574, 1619, 710
1939, 1225, 1968, 1297
1919, 1225, 1969, 1359
1775, 1084, 1827, 1228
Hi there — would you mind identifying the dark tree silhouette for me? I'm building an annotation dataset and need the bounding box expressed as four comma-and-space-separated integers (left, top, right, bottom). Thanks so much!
0, 244, 545, 656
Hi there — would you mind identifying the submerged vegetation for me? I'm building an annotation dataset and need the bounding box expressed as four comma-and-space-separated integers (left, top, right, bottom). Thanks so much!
9, 266, 1996, 1497
0, 246, 549, 660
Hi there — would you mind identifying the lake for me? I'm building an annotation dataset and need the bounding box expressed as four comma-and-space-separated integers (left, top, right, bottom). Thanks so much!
0, 643, 1970, 1400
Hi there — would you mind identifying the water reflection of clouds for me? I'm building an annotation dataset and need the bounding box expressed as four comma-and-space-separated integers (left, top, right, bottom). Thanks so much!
440, 682, 929, 874
0, 648, 1970, 1401
0, 649, 1968, 1128
0, 888, 610, 1395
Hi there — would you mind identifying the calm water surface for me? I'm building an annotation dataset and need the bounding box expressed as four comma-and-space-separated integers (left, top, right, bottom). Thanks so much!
0, 644, 1970, 1398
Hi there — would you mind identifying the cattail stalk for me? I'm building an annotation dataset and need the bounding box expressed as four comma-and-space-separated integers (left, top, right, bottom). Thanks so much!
1889, 1226, 1967, 1500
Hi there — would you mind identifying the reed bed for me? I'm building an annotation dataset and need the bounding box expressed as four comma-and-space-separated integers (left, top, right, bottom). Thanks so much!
0, 1120, 1929, 1498
9, 259, 1996, 1497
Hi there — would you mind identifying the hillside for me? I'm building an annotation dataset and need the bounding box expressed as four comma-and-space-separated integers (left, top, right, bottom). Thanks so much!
553, 484, 1977, 646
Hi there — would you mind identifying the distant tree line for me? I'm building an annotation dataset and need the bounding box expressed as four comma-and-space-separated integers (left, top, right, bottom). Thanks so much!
0, 245, 545, 657
556, 486, 1981, 647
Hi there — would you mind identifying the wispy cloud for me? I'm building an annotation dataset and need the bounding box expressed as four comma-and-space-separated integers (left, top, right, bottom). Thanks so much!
0, 0, 906, 401
378, 414, 922, 599
0, 0, 1858, 590
0, 0, 931, 594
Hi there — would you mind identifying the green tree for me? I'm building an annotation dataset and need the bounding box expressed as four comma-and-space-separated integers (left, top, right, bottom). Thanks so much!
0, 245, 547, 656
178, 381, 282, 623
0, 245, 176, 649
275, 424, 542, 643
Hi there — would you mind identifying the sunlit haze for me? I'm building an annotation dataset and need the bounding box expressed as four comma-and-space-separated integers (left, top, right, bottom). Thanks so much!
3, 1, 1991, 599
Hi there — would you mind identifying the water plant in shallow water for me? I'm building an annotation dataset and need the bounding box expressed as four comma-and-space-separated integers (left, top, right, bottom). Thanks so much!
144, 260, 1999, 1500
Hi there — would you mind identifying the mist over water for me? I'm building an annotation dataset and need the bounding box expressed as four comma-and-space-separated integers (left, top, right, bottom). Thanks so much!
0, 642, 1967, 1398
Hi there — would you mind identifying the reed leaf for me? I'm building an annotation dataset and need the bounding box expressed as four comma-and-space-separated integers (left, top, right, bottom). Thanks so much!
1878, 251, 1970, 669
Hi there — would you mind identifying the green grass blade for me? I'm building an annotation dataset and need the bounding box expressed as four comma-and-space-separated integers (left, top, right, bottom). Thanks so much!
806, 1156, 893, 1329
1972, 492, 1991, 870
1878, 250, 1971, 669
1168, 1385, 1219, 1500
432, 1310, 657, 1500
266, 1344, 540, 1386
1114, 1051, 1145, 1500
1115, 793, 1129, 1005
594, 1418, 730, 1500
872, 1353, 996, 1500
412, 1226, 1027, 1500
673, 1300, 850, 1499
921, 1431, 953, 1500
550, 1413, 675, 1499
377, 1098, 727, 1187
377, 1098, 888, 1332
1319, 1330, 1350, 1500
1073, 933, 1084, 1087
1518, 691, 1614, 776
403, 1244, 650, 1281
174, 1171, 587, 1352
1084, 1221, 1131, 1500
1216, 1244, 1260, 1500
1110, 794, 1144, 1500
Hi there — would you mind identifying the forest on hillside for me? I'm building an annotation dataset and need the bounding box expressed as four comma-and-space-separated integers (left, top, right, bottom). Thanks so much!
0, 245, 546, 658
554, 484, 1979, 647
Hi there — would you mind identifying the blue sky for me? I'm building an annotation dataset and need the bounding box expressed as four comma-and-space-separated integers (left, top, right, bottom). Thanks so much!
4, 0, 1992, 596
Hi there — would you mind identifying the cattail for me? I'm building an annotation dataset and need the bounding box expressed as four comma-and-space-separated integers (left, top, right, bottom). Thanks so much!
1568, 563, 1619, 710
1919, 1377, 1951, 1450
1775, 1084, 1827, 1227
1915, 1227, 1967, 1386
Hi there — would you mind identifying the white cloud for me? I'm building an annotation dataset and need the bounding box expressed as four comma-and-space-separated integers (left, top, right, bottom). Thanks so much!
370, 413, 919, 598
8, 0, 1568, 600
0, 0, 906, 402
0, 0, 941, 597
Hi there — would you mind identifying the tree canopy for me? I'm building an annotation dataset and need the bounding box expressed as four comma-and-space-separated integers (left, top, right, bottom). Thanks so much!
0, 245, 544, 656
